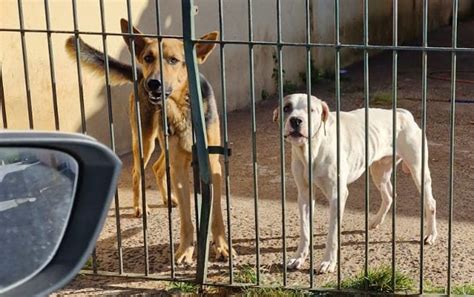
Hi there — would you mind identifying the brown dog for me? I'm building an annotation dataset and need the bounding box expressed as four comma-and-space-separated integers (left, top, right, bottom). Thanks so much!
65, 19, 231, 263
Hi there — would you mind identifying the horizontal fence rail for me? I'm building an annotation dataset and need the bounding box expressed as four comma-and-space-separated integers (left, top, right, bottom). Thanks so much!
0, 0, 471, 295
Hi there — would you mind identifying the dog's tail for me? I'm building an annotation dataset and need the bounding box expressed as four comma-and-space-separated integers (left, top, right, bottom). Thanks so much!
65, 36, 142, 86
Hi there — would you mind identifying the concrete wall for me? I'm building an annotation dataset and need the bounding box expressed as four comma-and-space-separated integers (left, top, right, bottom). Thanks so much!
1, 0, 472, 154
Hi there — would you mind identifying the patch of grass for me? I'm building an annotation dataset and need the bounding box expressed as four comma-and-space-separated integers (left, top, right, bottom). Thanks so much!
324, 265, 414, 293
168, 281, 198, 294
452, 283, 474, 295
371, 91, 393, 106
424, 281, 474, 295
424, 280, 445, 294
242, 287, 309, 297
235, 264, 258, 284
82, 257, 93, 270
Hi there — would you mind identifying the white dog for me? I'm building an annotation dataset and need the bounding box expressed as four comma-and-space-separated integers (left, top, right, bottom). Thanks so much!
273, 94, 437, 274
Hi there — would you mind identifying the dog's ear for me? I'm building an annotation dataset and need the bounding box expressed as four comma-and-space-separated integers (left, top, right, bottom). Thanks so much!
272, 107, 279, 123
195, 31, 219, 64
321, 101, 329, 122
120, 18, 148, 58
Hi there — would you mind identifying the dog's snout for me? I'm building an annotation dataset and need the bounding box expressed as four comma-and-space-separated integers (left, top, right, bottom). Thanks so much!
290, 117, 303, 129
147, 79, 162, 91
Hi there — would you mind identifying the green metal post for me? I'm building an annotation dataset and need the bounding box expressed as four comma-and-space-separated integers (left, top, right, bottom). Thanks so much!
182, 0, 213, 285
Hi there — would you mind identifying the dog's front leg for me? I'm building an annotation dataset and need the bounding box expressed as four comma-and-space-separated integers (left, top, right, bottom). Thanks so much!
288, 193, 313, 270
318, 186, 348, 274
170, 153, 194, 265
288, 159, 313, 270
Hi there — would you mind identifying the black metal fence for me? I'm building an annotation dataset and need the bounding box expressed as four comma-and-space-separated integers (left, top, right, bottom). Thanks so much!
0, 0, 471, 295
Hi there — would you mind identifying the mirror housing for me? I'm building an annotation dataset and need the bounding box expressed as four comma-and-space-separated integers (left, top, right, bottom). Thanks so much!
0, 132, 121, 296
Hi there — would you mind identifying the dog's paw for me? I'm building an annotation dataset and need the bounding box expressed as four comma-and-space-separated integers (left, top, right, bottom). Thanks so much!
162, 195, 178, 208
424, 231, 438, 245
369, 218, 382, 230
316, 260, 336, 274
134, 206, 150, 218
287, 257, 306, 270
212, 241, 236, 261
175, 245, 194, 265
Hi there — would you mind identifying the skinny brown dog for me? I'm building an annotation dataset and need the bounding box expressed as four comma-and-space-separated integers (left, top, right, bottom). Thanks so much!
65, 19, 232, 263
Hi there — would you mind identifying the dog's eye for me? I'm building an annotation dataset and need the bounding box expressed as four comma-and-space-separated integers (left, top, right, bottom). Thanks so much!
144, 55, 155, 64
283, 105, 291, 113
167, 57, 179, 65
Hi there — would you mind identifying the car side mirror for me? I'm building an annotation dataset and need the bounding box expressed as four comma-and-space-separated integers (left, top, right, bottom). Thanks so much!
0, 132, 121, 296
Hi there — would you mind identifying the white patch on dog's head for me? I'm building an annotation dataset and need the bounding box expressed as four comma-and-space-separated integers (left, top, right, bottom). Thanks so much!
273, 93, 329, 146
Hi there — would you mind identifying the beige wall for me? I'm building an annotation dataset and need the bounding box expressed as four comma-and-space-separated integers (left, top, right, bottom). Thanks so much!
1, 0, 472, 154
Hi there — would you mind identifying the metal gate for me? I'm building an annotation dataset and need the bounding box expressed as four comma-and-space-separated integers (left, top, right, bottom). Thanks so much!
0, 0, 471, 295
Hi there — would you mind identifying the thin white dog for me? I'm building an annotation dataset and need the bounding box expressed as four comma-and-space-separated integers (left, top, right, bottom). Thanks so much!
273, 94, 437, 274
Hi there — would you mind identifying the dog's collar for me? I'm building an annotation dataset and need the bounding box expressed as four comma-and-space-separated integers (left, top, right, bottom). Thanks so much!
312, 120, 326, 139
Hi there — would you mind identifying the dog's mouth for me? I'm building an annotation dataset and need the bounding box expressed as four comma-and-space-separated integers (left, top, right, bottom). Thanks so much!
285, 131, 306, 139
148, 90, 171, 105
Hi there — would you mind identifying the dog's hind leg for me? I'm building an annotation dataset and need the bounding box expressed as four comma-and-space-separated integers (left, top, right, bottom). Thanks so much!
369, 157, 395, 230
397, 128, 437, 245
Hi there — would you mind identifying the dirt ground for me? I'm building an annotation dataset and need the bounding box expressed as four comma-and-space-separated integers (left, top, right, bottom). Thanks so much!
56, 19, 474, 296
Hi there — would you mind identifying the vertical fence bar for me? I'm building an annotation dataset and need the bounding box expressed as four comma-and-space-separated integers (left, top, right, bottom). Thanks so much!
363, 0, 370, 291
391, 0, 398, 292
0, 69, 7, 128
125, 0, 150, 276
154, 0, 176, 278
334, 0, 342, 289
305, 0, 315, 288
17, 0, 34, 129
218, 0, 234, 284
276, 0, 287, 287
447, 0, 459, 294
99, 0, 123, 275
71, 0, 87, 134
246, 0, 260, 285
71, 0, 93, 271
192, 126, 202, 241
43, 0, 60, 130
419, 0, 428, 293
182, 0, 214, 284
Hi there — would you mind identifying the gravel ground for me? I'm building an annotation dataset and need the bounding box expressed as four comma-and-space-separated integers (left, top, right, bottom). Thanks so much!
55, 20, 474, 296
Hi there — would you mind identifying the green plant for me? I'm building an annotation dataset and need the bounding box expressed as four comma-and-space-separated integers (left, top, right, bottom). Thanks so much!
271, 52, 298, 95
324, 265, 415, 293
271, 53, 285, 87
424, 280, 445, 294
82, 257, 93, 270
371, 91, 392, 106
283, 80, 298, 95
241, 287, 312, 297
242, 287, 309, 297
168, 281, 198, 294
452, 283, 474, 295
424, 281, 474, 295
298, 59, 327, 85
235, 264, 258, 284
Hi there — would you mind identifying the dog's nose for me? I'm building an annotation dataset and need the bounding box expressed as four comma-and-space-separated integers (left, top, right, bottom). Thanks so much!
147, 79, 161, 91
290, 117, 303, 129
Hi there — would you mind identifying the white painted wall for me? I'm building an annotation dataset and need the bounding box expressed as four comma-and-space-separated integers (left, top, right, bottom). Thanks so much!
1, 0, 472, 153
